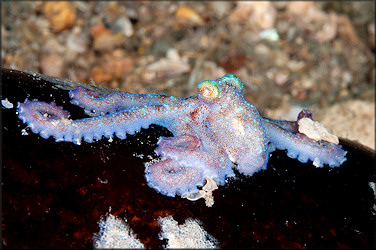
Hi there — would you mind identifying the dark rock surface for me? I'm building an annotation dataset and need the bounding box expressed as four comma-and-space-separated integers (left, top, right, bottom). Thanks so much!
2, 68, 375, 248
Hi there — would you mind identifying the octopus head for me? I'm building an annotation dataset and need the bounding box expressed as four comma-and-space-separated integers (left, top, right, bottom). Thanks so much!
197, 74, 269, 175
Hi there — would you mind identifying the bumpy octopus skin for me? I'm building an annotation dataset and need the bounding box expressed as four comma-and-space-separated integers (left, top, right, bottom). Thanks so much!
17, 74, 347, 197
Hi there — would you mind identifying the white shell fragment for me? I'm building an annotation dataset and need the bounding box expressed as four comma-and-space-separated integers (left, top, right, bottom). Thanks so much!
298, 117, 339, 144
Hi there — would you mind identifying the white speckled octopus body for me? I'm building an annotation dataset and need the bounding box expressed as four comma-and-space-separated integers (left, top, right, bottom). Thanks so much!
18, 74, 347, 198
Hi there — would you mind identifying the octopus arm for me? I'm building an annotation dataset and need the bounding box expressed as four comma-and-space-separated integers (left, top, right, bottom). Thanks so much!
263, 119, 347, 167
145, 135, 234, 197
263, 118, 298, 133
262, 110, 313, 133
145, 158, 205, 197
69, 86, 182, 116
17, 98, 197, 145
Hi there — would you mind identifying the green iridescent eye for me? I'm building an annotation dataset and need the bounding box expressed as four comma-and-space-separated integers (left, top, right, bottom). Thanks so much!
197, 80, 221, 103
218, 74, 244, 93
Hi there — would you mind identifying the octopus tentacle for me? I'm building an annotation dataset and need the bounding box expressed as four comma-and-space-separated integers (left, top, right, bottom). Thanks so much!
263, 119, 347, 167
145, 158, 205, 197
69, 86, 182, 116
145, 134, 234, 197
155, 135, 233, 183
156, 134, 202, 150
17, 100, 71, 138
262, 109, 313, 133
17, 98, 198, 145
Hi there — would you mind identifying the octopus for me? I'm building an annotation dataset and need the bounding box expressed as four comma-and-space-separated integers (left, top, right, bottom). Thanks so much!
17, 74, 347, 200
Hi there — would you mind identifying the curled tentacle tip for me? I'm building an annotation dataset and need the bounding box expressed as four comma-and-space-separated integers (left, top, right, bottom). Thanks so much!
144, 158, 207, 197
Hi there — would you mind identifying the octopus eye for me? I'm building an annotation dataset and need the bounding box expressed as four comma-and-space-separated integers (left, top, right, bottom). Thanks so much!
217, 73, 244, 93
197, 80, 221, 103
